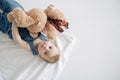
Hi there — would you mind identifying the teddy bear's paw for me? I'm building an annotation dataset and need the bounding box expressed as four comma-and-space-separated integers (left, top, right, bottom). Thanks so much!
7, 12, 14, 23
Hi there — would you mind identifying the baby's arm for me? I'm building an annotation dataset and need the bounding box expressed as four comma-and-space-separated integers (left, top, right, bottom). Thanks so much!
12, 21, 31, 51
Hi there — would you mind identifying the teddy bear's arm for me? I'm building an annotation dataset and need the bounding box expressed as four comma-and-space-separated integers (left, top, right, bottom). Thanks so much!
12, 21, 31, 51
43, 21, 56, 40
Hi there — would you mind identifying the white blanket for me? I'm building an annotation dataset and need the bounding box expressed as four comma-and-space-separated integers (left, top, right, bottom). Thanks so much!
0, 30, 75, 80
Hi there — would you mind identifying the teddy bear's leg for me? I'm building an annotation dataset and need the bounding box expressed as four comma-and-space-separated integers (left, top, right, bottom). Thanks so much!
12, 8, 35, 27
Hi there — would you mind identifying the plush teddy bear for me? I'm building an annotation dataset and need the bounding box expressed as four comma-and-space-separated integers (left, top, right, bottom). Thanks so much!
7, 8, 47, 37
42, 5, 69, 40
7, 5, 69, 40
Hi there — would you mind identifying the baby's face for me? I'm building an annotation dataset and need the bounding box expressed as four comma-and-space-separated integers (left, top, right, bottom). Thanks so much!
37, 41, 59, 61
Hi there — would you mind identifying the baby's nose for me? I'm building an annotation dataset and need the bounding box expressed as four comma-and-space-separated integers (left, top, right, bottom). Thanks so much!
43, 44, 49, 50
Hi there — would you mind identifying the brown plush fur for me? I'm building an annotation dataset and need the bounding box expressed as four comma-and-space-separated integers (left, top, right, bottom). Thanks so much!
26, 8, 47, 33
7, 8, 35, 27
43, 21, 57, 40
43, 5, 69, 40
7, 5, 68, 41
7, 8, 47, 33
44, 5, 65, 20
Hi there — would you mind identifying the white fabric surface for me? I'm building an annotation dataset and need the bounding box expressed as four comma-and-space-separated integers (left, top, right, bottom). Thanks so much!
0, 30, 75, 80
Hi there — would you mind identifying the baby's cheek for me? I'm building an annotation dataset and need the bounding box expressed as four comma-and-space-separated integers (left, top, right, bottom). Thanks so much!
38, 48, 42, 54
38, 48, 44, 55
38, 46, 43, 51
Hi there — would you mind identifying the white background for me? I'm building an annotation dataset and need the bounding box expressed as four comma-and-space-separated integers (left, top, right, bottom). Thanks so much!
18, 0, 120, 80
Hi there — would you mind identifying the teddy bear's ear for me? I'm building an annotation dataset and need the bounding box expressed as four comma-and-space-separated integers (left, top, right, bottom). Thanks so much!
48, 5, 56, 10
45, 5, 66, 20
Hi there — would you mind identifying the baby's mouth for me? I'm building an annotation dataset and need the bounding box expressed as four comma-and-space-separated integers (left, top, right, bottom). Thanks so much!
48, 18, 69, 32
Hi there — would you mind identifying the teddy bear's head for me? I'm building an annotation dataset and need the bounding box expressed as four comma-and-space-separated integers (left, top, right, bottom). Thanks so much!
26, 8, 47, 33
44, 5, 69, 32
7, 8, 47, 33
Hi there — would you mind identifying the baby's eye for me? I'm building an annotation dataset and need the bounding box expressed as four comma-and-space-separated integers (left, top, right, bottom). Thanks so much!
49, 46, 52, 49
44, 51, 48, 55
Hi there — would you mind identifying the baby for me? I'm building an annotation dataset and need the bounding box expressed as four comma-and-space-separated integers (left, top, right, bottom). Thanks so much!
0, 0, 60, 63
